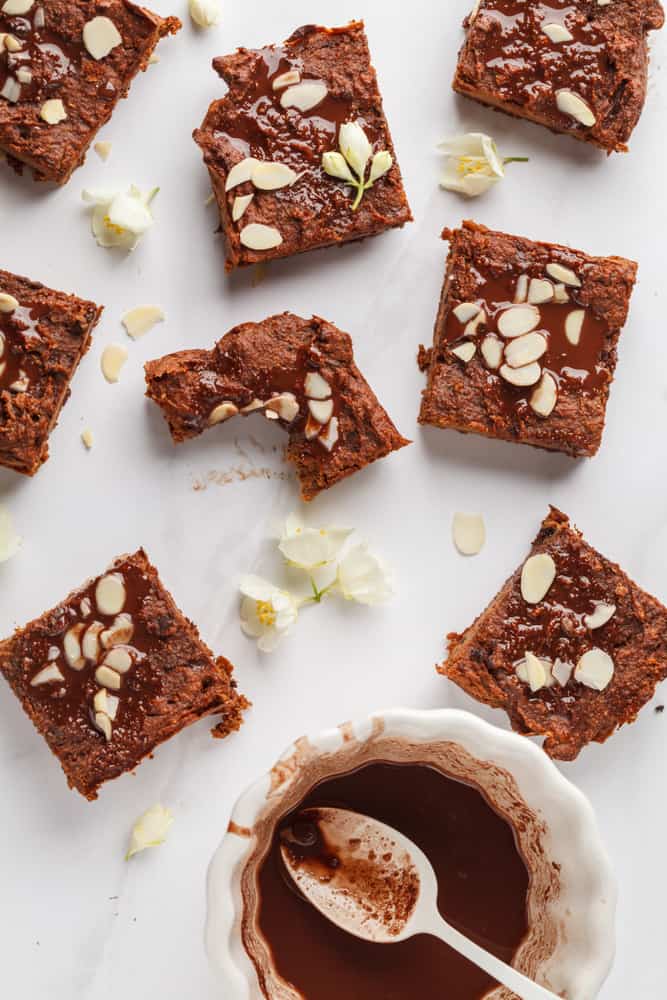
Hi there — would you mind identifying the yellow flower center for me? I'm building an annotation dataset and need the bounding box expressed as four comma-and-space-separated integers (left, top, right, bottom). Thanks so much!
103, 215, 127, 235
256, 600, 276, 627
457, 156, 489, 176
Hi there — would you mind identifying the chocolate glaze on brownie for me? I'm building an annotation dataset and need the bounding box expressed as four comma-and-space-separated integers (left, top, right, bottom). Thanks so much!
194, 21, 412, 270
145, 313, 409, 501
0, 1, 180, 184
0, 268, 102, 475
443, 508, 667, 760
418, 221, 637, 457
0, 549, 248, 799
453, 0, 664, 153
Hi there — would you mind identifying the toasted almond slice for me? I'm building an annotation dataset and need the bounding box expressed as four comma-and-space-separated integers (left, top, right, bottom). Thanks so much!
95, 665, 122, 690
1, 0, 33, 12
527, 278, 554, 304
232, 193, 254, 222
16, 66, 32, 84
104, 647, 133, 674
265, 393, 299, 422
96, 573, 126, 615
565, 309, 585, 345
542, 22, 574, 42
318, 417, 339, 452
575, 648, 614, 691
226, 157, 258, 191
556, 89, 596, 127
106, 694, 120, 721
251, 161, 299, 191
82, 621, 105, 662
308, 398, 334, 424
83, 16, 122, 60
452, 512, 485, 556
94, 712, 113, 741
4, 34, 21, 52
453, 302, 480, 324
0, 77, 20, 101
0, 293, 19, 313
94, 140, 112, 161
9, 370, 28, 393
208, 401, 238, 425
304, 372, 331, 399
80, 597, 92, 618
552, 658, 574, 687
521, 553, 556, 604
547, 262, 581, 287
280, 80, 328, 112
240, 223, 283, 251
64, 624, 86, 670
40, 98, 67, 124
584, 602, 616, 630
264, 409, 279, 421
504, 332, 547, 368
81, 428, 94, 449
304, 414, 321, 440
530, 372, 558, 417
100, 613, 134, 649
464, 310, 486, 338
122, 305, 165, 340
94, 688, 109, 714
272, 69, 301, 90
101, 343, 128, 384
451, 341, 476, 363
524, 651, 548, 692
480, 335, 503, 370
514, 275, 528, 304
553, 283, 569, 304
497, 304, 541, 339
499, 361, 542, 387
31, 664, 65, 686
241, 398, 265, 414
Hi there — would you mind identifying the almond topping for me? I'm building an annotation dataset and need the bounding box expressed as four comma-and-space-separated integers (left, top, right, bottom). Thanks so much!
565, 309, 585, 346
308, 398, 334, 424
64, 624, 86, 670
94, 712, 113, 741
318, 417, 339, 452
504, 332, 547, 368
0, 293, 19, 313
480, 335, 503, 370
514, 275, 528, 304
497, 304, 541, 339
208, 402, 238, 425
40, 99, 67, 124
280, 80, 328, 113
575, 648, 614, 691
272, 69, 301, 90
251, 162, 299, 191
103, 647, 132, 674
527, 278, 554, 304
96, 573, 126, 616
83, 16, 122, 60
452, 513, 485, 556
31, 664, 64, 686
584, 603, 616, 630
530, 372, 558, 417
232, 194, 254, 222
556, 89, 596, 127
451, 341, 476, 364
226, 157, 258, 191
239, 223, 283, 251
453, 302, 481, 324
265, 393, 300, 423
542, 22, 574, 43
499, 362, 542, 387
546, 262, 581, 287
95, 665, 122, 691
304, 372, 332, 399
521, 553, 556, 604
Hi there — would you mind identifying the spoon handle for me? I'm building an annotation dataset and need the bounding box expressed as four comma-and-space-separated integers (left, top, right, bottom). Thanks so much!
426, 915, 562, 1000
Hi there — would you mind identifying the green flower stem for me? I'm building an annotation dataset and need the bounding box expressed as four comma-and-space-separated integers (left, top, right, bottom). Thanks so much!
304, 577, 337, 604
503, 157, 529, 165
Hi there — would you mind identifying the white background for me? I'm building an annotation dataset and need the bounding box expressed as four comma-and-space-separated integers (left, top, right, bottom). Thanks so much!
0, 2, 665, 997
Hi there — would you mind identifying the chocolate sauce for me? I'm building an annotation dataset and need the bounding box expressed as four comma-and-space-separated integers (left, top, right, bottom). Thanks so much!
255, 763, 529, 1000
0, 7, 81, 103
0, 300, 51, 393
472, 1, 606, 124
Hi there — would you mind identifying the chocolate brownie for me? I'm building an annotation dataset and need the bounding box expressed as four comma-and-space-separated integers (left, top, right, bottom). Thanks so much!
0, 268, 102, 475
193, 21, 412, 271
0, 1, 180, 185
453, 0, 664, 153
0, 549, 248, 799
443, 507, 667, 760
418, 221, 637, 457
144, 313, 409, 501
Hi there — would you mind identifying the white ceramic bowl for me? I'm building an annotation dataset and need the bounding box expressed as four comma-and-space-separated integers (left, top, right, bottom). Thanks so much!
206, 708, 616, 1000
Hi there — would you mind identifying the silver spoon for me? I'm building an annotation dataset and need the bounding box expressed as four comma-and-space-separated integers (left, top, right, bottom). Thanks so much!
280, 807, 561, 1000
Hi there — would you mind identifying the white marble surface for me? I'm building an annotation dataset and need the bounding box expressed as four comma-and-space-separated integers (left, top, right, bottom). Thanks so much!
0, 2, 665, 998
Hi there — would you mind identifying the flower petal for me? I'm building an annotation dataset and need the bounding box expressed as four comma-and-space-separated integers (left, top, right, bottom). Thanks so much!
239, 574, 281, 603
369, 150, 393, 184
437, 133, 488, 158
480, 134, 505, 177
339, 121, 372, 179
337, 544, 393, 606
279, 522, 352, 570
126, 804, 174, 860
107, 191, 154, 235
322, 151, 356, 183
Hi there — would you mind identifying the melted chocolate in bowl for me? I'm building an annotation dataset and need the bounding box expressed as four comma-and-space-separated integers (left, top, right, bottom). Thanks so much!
253, 762, 529, 1000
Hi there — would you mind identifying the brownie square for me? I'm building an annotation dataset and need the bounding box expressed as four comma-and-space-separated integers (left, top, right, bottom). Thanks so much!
453, 0, 664, 153
418, 221, 637, 458
144, 312, 409, 501
0, 268, 102, 475
0, 549, 248, 799
0, 1, 180, 185
443, 507, 667, 760
193, 21, 412, 271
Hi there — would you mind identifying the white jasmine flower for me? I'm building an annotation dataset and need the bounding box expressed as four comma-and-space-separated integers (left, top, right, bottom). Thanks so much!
322, 121, 393, 211
126, 804, 174, 860
279, 513, 352, 571
0, 505, 21, 563
82, 185, 159, 250
189, 0, 221, 27
339, 121, 372, 180
336, 544, 393, 606
438, 132, 527, 197
240, 575, 299, 652
321, 151, 355, 184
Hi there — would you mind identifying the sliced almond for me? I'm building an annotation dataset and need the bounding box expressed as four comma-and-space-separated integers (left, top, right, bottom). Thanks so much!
304, 414, 321, 440
265, 393, 299, 422
546, 262, 581, 287
82, 621, 105, 662
83, 16, 122, 60
527, 278, 554, 304
101, 343, 128, 384
1, 0, 33, 12
280, 80, 328, 112
304, 372, 331, 399
272, 69, 301, 90
100, 613, 134, 649
542, 22, 574, 42
499, 362, 542, 387
264, 409, 279, 421
464, 310, 486, 339
0, 293, 18, 313
96, 573, 126, 616
106, 694, 120, 721
575, 648, 614, 691
93, 688, 109, 714
40, 99, 67, 124
556, 89, 596, 127
0, 333, 4, 358
497, 304, 541, 339
453, 302, 481, 324
80, 597, 92, 618
0, 77, 21, 102
480, 335, 503, 370
553, 283, 569, 304
504, 332, 547, 368
514, 275, 528, 304
318, 417, 339, 452
552, 658, 574, 687
251, 161, 299, 191
524, 651, 548, 692
308, 398, 334, 424
94, 140, 112, 161
95, 665, 122, 691
584, 602, 616, 630
94, 712, 113, 741
64, 624, 86, 670
240, 223, 283, 251
521, 553, 556, 604
452, 512, 485, 556
565, 309, 585, 346
241, 398, 265, 414
122, 305, 165, 340
232, 193, 254, 222
9, 371, 29, 393
208, 401, 238, 425
530, 372, 558, 417
31, 664, 64, 686
16, 67, 32, 84
451, 341, 476, 363
225, 157, 258, 192
103, 647, 133, 674
81, 428, 94, 449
